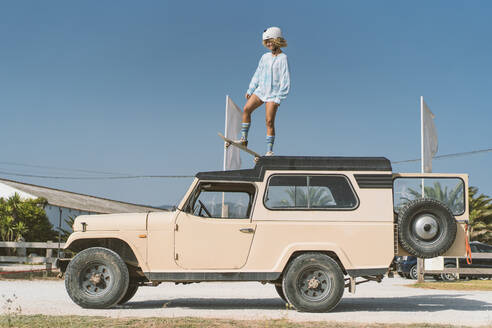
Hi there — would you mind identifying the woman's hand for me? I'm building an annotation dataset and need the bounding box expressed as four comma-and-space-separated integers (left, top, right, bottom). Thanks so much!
245, 93, 251, 100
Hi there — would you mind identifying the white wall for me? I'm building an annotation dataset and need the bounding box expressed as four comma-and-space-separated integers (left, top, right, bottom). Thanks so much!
44, 205, 94, 233
0, 182, 36, 200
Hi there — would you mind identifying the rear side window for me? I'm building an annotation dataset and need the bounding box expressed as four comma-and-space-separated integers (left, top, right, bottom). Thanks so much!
264, 175, 358, 210
393, 177, 465, 215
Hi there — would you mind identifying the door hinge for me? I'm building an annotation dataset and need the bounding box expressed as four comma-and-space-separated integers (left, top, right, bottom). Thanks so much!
175, 253, 179, 260
175, 224, 179, 231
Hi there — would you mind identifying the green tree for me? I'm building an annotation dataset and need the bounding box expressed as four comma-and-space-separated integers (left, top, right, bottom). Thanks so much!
399, 182, 491, 244
400, 181, 464, 214
280, 186, 334, 207
468, 187, 492, 244
0, 193, 57, 243
59, 215, 76, 242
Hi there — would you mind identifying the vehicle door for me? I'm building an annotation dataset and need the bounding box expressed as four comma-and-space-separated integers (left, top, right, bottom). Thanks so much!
174, 181, 256, 270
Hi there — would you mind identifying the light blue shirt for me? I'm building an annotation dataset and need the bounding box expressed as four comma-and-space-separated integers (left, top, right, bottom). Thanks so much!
247, 52, 290, 105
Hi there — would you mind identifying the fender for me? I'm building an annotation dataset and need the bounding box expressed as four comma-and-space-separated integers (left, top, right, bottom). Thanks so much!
64, 231, 150, 272
272, 242, 354, 273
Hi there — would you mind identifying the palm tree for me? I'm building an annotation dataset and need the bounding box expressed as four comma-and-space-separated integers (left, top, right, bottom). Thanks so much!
399, 181, 464, 214
468, 187, 492, 244
399, 183, 491, 244
279, 186, 334, 208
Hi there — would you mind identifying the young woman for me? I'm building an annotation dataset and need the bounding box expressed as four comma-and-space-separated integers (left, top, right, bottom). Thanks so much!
240, 26, 290, 156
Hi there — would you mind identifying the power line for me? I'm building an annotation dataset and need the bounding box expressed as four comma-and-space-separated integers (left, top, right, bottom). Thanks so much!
0, 171, 194, 180
0, 147, 490, 180
0, 161, 129, 176
392, 148, 492, 164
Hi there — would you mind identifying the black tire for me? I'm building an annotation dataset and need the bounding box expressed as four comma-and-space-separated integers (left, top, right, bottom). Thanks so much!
274, 283, 287, 303
65, 247, 130, 309
282, 253, 344, 312
409, 265, 418, 280
433, 275, 442, 281
117, 284, 139, 305
440, 263, 458, 281
398, 199, 457, 258
403, 273, 411, 279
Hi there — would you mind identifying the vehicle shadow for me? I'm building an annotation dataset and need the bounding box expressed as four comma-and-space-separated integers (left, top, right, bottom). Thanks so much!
121, 294, 491, 312
337, 294, 491, 312
121, 298, 285, 310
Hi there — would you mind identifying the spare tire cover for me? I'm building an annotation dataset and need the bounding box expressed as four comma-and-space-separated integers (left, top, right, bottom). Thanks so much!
398, 198, 457, 258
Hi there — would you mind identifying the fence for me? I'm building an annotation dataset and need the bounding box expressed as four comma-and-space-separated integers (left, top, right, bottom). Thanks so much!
417, 253, 492, 281
0, 241, 65, 272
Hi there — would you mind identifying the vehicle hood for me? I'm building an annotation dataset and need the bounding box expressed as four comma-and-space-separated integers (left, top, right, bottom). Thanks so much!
73, 212, 151, 232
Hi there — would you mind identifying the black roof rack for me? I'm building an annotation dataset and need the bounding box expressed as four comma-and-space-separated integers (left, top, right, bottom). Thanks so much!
196, 156, 392, 182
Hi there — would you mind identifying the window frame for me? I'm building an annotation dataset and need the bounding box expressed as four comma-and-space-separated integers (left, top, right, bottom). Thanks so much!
392, 176, 466, 216
183, 180, 258, 220
263, 173, 359, 211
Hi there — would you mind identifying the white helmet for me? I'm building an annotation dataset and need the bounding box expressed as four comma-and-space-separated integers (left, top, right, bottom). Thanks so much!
262, 27, 283, 40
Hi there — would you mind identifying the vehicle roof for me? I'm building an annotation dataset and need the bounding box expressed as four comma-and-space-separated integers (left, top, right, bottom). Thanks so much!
196, 156, 392, 182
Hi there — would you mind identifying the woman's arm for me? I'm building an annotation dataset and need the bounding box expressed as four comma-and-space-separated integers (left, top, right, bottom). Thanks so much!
273, 56, 290, 104
247, 56, 263, 96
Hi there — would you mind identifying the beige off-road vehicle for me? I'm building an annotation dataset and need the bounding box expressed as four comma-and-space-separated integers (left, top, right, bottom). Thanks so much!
59, 156, 469, 312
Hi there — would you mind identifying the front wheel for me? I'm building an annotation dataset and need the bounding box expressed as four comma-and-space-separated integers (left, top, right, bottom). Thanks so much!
440, 263, 458, 281
65, 247, 130, 309
282, 253, 344, 312
409, 265, 418, 280
117, 284, 139, 305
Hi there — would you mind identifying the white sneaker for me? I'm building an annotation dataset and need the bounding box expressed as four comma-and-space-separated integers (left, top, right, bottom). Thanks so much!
235, 137, 248, 147
265, 151, 274, 156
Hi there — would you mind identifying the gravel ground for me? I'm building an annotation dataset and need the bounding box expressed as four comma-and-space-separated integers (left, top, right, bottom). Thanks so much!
0, 277, 491, 327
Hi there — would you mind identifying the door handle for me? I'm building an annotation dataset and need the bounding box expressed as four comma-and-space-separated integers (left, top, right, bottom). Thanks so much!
239, 228, 255, 234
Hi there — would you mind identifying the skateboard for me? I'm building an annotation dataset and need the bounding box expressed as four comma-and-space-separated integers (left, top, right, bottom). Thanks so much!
218, 132, 261, 162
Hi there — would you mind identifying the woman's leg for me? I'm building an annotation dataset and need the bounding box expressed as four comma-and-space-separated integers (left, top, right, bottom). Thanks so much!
265, 102, 279, 154
243, 94, 263, 123
241, 94, 263, 142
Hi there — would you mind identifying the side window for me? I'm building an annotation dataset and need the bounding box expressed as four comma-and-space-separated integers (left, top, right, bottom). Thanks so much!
393, 178, 465, 215
187, 183, 255, 219
265, 175, 357, 210
264, 175, 307, 208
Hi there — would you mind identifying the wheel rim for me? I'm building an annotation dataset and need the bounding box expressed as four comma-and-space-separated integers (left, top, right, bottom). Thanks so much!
411, 266, 417, 279
442, 273, 456, 281
412, 213, 440, 241
79, 262, 114, 296
296, 266, 332, 301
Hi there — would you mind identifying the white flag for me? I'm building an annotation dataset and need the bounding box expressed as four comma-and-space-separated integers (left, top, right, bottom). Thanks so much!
421, 97, 438, 173
224, 95, 242, 170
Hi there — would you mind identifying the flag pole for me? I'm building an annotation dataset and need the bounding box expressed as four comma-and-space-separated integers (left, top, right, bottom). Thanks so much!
418, 95, 425, 284
222, 95, 228, 217
223, 95, 229, 171
420, 96, 425, 197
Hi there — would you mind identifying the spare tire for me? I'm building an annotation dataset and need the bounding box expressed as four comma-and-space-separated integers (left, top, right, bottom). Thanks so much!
398, 198, 457, 258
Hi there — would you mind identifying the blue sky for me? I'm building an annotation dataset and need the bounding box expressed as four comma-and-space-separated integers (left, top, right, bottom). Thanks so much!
0, 1, 490, 207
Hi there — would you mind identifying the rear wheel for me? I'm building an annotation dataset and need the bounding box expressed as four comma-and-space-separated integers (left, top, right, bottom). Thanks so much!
282, 253, 344, 312
65, 247, 129, 309
274, 283, 287, 303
